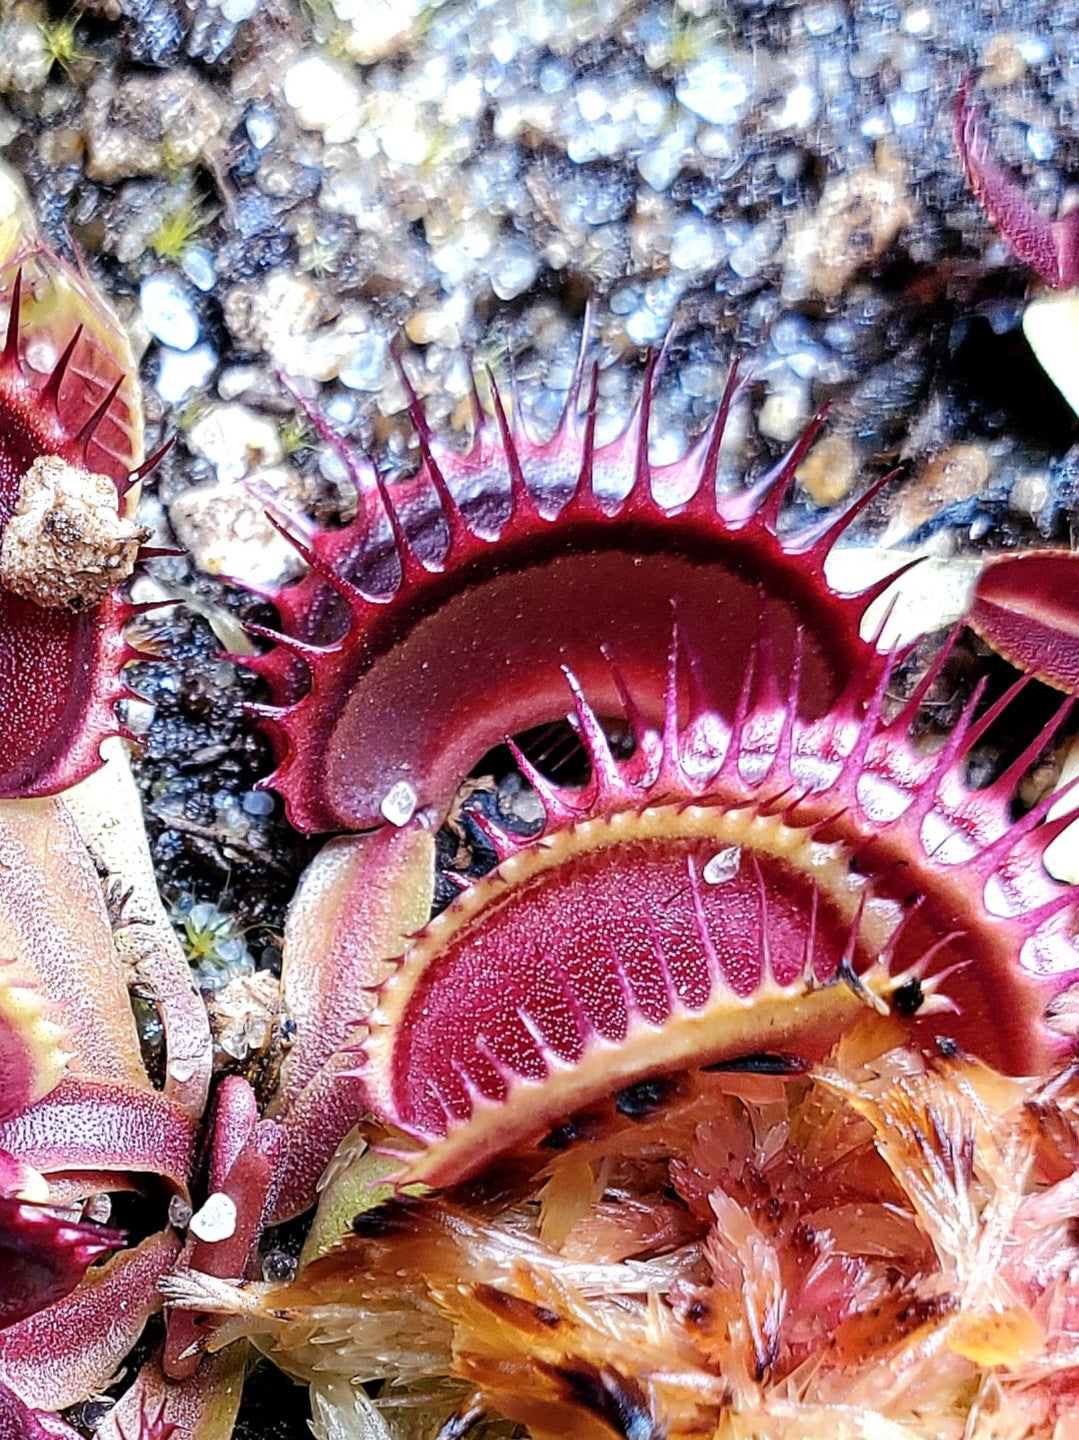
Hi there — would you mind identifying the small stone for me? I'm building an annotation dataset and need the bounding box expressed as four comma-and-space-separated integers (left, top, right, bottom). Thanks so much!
771, 82, 818, 132
339, 332, 389, 392
783, 164, 913, 300
141, 274, 200, 353
84, 1193, 112, 1225
885, 444, 992, 542
380, 780, 418, 827
0, 7, 51, 93
981, 33, 1028, 88
188, 1191, 237, 1243
168, 1194, 193, 1228
169, 463, 309, 588
703, 847, 741, 884
491, 243, 538, 301
205, 969, 283, 1068
803, 2, 843, 35
330, 0, 426, 62
758, 388, 808, 444
187, 404, 283, 484
224, 272, 368, 382
676, 55, 750, 126
122, 698, 156, 736
244, 108, 275, 154
669, 215, 721, 272
283, 54, 363, 144
796, 432, 859, 507
156, 343, 217, 405
405, 302, 464, 348
1009, 472, 1051, 522
181, 246, 217, 293
84, 70, 226, 183
0, 456, 145, 610
262, 1250, 297, 1283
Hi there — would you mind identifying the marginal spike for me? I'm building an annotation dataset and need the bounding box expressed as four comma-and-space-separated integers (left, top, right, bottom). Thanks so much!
976, 694, 1073, 804
390, 353, 474, 546
905, 930, 968, 980
599, 642, 652, 762
629, 348, 659, 504
262, 510, 367, 609
3, 268, 21, 365
689, 355, 742, 512
960, 671, 1033, 755
771, 625, 805, 786
465, 359, 486, 441
468, 808, 519, 862
506, 735, 583, 828
686, 853, 726, 993
560, 296, 596, 430
130, 436, 177, 484
278, 370, 378, 502
370, 464, 431, 587
391, 344, 438, 447
719, 637, 759, 781
136, 545, 184, 561
835, 893, 887, 1012
1012, 886, 1079, 934
753, 402, 831, 535
903, 677, 990, 830
832, 647, 906, 804
887, 624, 964, 736
40, 323, 83, 405
863, 590, 907, 656
801, 883, 819, 978
566, 361, 601, 510
798, 466, 902, 561
417, 432, 472, 549
487, 367, 535, 521
654, 617, 687, 794
119, 597, 176, 620
244, 621, 329, 662
965, 767, 1079, 877
506, 350, 532, 450
851, 556, 926, 622
878, 895, 927, 971
562, 666, 624, 801
75, 372, 123, 451
752, 853, 774, 982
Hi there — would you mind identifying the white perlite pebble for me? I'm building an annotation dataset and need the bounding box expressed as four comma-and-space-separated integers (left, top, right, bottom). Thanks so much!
169, 464, 310, 588
284, 55, 363, 143
0, 456, 144, 610
187, 404, 283, 484
140, 273, 200, 352
703, 846, 742, 885
156, 343, 217, 405
188, 1191, 237, 1243
380, 780, 418, 827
